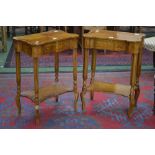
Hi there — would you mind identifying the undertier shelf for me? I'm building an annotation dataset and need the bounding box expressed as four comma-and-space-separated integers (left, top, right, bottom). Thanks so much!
21, 83, 73, 102
87, 81, 131, 97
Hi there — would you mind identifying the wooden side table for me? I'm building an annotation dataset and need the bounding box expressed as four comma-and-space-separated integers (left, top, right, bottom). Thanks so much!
13, 30, 79, 121
81, 29, 144, 117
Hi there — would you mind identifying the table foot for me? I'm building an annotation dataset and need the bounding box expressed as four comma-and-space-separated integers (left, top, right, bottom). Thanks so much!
127, 94, 136, 118
35, 106, 40, 125
35, 115, 40, 126
16, 95, 21, 115
80, 92, 86, 112
90, 91, 94, 100
127, 105, 135, 118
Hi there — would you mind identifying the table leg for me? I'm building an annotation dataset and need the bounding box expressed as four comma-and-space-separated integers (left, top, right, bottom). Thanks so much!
55, 52, 59, 102
90, 49, 96, 100
128, 54, 138, 117
73, 48, 79, 111
134, 53, 141, 106
15, 52, 21, 115
135, 39, 144, 108
80, 48, 89, 111
33, 58, 40, 122
1, 26, 7, 52
135, 43, 143, 106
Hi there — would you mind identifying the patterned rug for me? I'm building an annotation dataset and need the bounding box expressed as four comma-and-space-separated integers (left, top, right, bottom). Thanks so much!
0, 72, 154, 128
5, 45, 153, 68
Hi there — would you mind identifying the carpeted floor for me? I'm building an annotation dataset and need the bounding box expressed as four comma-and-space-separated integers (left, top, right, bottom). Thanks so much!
5, 46, 153, 68
0, 71, 154, 129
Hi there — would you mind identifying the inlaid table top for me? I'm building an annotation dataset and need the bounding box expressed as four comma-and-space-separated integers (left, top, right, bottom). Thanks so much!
83, 29, 145, 42
13, 30, 79, 46
13, 30, 79, 57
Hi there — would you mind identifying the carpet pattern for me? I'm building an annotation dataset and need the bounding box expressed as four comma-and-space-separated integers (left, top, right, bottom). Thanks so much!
5, 47, 153, 68
0, 72, 154, 128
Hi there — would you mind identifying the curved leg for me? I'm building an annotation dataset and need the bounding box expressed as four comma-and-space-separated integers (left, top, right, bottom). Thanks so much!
80, 48, 89, 112
134, 52, 141, 106
15, 52, 21, 115
128, 54, 138, 117
135, 40, 143, 107
128, 88, 136, 118
73, 48, 79, 111
33, 58, 40, 123
55, 52, 59, 102
134, 86, 140, 107
90, 49, 96, 100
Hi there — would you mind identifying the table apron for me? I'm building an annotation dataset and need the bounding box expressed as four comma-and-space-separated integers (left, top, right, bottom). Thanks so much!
14, 39, 78, 57
84, 38, 141, 54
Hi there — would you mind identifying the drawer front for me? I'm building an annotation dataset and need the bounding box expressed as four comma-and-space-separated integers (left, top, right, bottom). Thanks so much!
84, 38, 128, 52
57, 39, 78, 51
22, 43, 32, 56
42, 39, 78, 54
42, 43, 56, 55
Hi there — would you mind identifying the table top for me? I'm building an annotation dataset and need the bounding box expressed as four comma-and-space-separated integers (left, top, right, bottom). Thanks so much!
83, 29, 145, 42
13, 30, 79, 46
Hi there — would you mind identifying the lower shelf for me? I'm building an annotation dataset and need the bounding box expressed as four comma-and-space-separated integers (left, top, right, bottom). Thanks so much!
21, 82, 73, 102
87, 81, 131, 97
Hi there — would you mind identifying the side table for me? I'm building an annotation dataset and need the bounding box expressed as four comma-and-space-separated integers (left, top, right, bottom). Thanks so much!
13, 30, 79, 121
80, 29, 144, 117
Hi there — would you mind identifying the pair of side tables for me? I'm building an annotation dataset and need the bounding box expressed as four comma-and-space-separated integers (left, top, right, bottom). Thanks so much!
13, 30, 145, 121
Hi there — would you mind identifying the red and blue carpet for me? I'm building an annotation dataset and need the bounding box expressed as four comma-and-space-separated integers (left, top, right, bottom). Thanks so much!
0, 72, 154, 128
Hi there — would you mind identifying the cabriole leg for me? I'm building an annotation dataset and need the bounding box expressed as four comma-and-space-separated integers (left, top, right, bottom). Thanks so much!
55, 52, 59, 102
33, 58, 40, 123
90, 49, 96, 100
128, 54, 138, 117
15, 52, 21, 115
80, 48, 89, 112
73, 48, 79, 111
